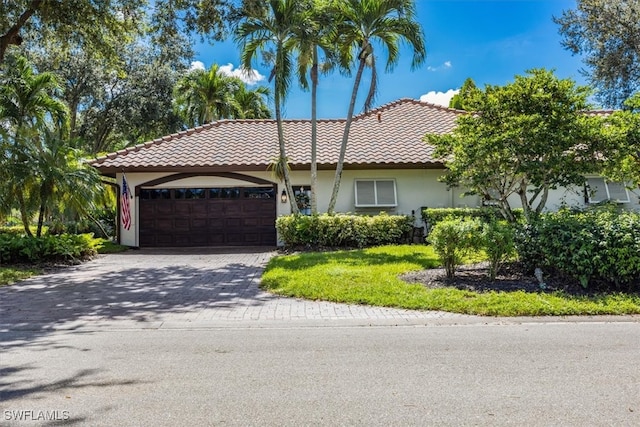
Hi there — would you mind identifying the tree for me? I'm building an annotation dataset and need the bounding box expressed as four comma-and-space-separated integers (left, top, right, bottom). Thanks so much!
600, 93, 640, 187
27, 40, 188, 154
31, 130, 103, 237
174, 64, 243, 127
327, 0, 426, 213
236, 0, 314, 214
555, 0, 640, 108
289, 0, 339, 214
0, 55, 68, 236
233, 84, 272, 119
448, 78, 479, 110
425, 69, 605, 223
0, 0, 246, 64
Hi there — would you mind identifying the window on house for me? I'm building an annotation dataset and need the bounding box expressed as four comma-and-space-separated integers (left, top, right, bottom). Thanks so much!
586, 178, 630, 203
294, 186, 311, 215
354, 179, 397, 207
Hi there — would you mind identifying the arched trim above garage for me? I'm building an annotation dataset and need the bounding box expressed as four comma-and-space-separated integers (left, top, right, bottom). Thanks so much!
134, 172, 275, 195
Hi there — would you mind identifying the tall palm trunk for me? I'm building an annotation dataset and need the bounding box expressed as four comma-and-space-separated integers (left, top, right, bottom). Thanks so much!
274, 84, 299, 214
327, 55, 367, 214
310, 45, 319, 214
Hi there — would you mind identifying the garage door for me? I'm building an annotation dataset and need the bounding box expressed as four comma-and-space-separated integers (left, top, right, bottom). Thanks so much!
139, 187, 277, 247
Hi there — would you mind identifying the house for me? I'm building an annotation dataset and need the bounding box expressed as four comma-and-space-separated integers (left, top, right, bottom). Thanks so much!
89, 98, 637, 247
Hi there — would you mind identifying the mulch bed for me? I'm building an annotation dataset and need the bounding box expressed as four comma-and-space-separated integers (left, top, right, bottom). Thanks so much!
400, 262, 640, 296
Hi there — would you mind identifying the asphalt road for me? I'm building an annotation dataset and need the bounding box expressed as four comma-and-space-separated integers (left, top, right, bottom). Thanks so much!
1, 321, 639, 426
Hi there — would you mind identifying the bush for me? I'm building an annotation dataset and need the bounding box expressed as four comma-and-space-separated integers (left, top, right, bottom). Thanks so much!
0, 233, 98, 264
276, 213, 413, 248
516, 208, 640, 290
428, 217, 482, 279
481, 221, 516, 280
422, 207, 523, 234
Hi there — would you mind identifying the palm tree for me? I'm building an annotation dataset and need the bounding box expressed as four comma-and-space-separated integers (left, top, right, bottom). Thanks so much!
297, 1, 339, 214
234, 83, 272, 119
236, 0, 313, 214
173, 64, 241, 127
0, 55, 69, 236
31, 129, 103, 237
326, 0, 426, 213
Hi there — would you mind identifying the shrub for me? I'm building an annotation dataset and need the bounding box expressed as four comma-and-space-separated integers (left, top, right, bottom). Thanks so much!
0, 233, 98, 264
428, 217, 482, 279
422, 207, 523, 234
516, 208, 640, 290
481, 220, 516, 280
276, 213, 413, 248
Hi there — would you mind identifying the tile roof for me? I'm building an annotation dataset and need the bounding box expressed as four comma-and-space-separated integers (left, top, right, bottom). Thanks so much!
90, 98, 463, 174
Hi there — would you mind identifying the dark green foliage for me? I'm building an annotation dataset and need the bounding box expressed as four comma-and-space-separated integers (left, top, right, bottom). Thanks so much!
0, 233, 98, 264
480, 221, 516, 281
276, 213, 413, 248
426, 69, 605, 223
516, 208, 640, 290
428, 217, 482, 279
422, 207, 523, 234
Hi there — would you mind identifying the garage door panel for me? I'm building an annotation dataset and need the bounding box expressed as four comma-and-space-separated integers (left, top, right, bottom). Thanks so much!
139, 186, 276, 247
192, 219, 207, 229
156, 204, 173, 215
175, 203, 190, 215
174, 219, 190, 230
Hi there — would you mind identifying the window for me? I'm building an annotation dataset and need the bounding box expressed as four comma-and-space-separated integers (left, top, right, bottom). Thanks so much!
586, 178, 630, 203
294, 186, 311, 215
354, 179, 397, 207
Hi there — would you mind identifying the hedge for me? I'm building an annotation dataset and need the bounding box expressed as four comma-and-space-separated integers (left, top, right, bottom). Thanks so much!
421, 207, 523, 233
0, 233, 98, 264
516, 208, 640, 290
276, 213, 413, 248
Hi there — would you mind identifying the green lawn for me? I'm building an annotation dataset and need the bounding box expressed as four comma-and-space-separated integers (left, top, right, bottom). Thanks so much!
261, 245, 640, 316
0, 266, 41, 286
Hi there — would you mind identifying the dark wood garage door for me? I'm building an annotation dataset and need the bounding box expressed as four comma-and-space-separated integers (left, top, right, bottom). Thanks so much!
139, 187, 276, 247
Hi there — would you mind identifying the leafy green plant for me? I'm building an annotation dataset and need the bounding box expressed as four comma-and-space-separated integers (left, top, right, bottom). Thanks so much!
481, 220, 516, 280
276, 213, 413, 248
422, 207, 523, 234
0, 233, 98, 264
516, 208, 640, 290
428, 217, 482, 279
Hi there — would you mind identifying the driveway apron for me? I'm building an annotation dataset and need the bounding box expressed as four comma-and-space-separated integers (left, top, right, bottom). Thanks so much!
0, 248, 461, 330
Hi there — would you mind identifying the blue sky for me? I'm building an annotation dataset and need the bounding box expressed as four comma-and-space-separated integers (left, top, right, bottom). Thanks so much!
192, 0, 586, 119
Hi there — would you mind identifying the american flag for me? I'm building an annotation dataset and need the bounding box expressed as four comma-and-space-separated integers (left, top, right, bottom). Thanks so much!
121, 176, 131, 230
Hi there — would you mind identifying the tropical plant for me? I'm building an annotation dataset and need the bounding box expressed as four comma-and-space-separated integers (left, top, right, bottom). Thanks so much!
30, 130, 103, 237
326, 0, 426, 213
233, 83, 272, 119
174, 64, 242, 127
236, 0, 314, 214
0, 55, 68, 236
295, 0, 340, 214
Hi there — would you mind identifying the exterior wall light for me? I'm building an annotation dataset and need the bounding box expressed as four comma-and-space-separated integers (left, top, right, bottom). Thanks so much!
280, 190, 288, 204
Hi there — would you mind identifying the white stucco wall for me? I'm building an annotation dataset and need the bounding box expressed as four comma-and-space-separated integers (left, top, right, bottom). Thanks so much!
116, 169, 638, 246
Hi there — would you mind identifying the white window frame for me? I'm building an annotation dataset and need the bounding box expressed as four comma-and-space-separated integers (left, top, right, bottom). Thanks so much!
354, 179, 398, 208
586, 177, 630, 204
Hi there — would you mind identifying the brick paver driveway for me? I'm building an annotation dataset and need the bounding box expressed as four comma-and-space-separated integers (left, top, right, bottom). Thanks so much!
0, 248, 461, 330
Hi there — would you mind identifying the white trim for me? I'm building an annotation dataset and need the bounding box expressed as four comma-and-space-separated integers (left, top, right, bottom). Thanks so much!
354, 179, 398, 207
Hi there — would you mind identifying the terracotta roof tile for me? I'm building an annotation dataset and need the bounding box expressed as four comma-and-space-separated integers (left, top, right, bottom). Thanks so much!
89, 99, 462, 173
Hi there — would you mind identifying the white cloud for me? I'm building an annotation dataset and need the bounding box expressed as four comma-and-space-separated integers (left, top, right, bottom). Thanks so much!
420, 89, 459, 107
189, 61, 205, 71
219, 63, 265, 85
427, 60, 453, 72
